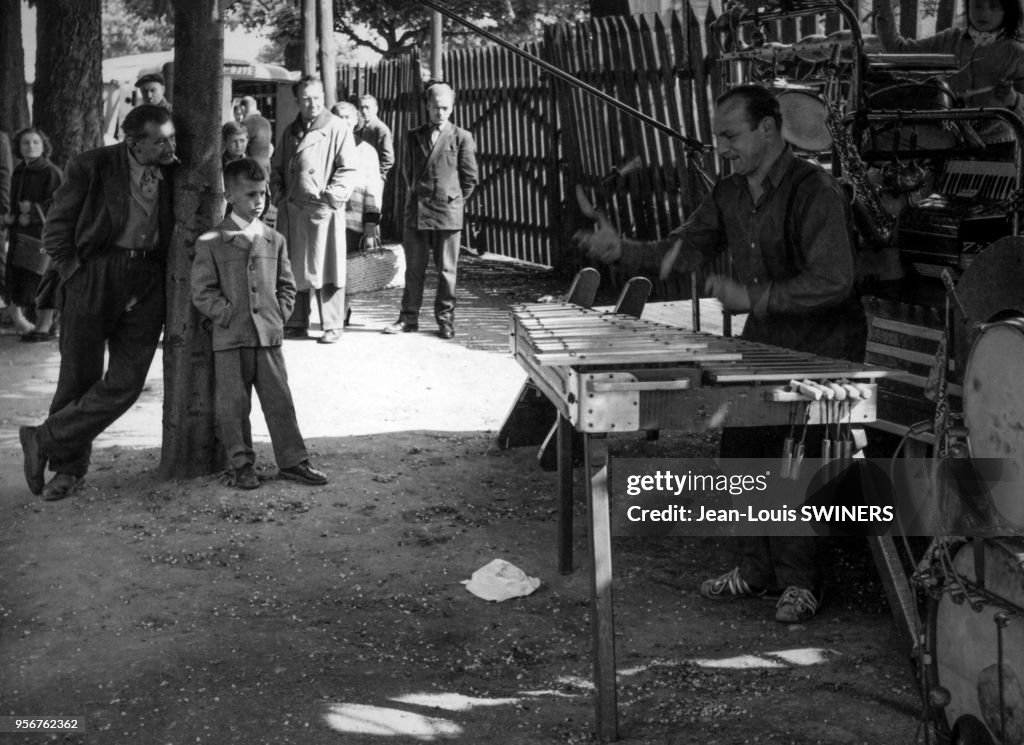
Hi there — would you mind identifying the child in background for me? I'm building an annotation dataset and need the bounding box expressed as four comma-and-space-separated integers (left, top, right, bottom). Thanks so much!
191, 158, 328, 490
222, 121, 249, 169
873, 0, 1024, 146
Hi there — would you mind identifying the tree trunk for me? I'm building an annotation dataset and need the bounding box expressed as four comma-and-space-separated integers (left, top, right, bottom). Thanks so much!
158, 0, 224, 479
33, 0, 103, 167
302, 0, 317, 75
0, 0, 29, 134
318, 0, 337, 106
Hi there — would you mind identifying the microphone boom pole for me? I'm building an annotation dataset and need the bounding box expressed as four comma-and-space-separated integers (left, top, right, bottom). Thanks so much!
411, 0, 710, 150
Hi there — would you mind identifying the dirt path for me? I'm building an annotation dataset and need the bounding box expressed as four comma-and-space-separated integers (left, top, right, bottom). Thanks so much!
1, 258, 920, 744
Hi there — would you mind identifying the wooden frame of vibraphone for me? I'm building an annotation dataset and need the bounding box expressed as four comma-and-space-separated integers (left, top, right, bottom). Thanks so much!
510, 303, 893, 742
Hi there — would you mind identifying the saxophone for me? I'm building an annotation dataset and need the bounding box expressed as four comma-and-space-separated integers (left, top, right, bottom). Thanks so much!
822, 62, 896, 248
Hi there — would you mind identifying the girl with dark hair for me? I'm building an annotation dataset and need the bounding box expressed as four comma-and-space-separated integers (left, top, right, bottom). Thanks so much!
873, 0, 1024, 145
2, 127, 62, 341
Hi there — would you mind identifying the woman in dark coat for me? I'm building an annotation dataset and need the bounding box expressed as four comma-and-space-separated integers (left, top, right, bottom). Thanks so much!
3, 127, 62, 340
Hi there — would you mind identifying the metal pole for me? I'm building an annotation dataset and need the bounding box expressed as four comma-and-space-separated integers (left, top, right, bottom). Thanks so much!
431, 11, 444, 81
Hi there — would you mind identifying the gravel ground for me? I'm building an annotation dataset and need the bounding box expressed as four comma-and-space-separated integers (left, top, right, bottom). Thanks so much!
0, 255, 922, 744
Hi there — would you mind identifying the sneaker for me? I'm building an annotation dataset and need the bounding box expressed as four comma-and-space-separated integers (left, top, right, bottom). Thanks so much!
775, 586, 820, 624
278, 460, 328, 485
700, 567, 764, 600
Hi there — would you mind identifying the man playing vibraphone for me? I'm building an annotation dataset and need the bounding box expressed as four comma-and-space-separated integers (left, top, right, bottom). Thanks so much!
579, 84, 867, 624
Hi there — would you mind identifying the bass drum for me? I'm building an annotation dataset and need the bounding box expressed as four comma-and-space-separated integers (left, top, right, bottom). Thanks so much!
928, 538, 1024, 744
776, 89, 832, 152
963, 318, 1024, 530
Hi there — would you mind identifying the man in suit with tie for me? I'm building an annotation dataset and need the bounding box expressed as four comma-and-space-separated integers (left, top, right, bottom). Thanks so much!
19, 105, 176, 500
383, 81, 478, 339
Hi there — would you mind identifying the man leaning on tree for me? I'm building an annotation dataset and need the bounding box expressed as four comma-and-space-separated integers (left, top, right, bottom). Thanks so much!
20, 105, 177, 501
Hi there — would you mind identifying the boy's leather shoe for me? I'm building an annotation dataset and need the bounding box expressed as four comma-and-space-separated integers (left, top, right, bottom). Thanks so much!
279, 461, 328, 485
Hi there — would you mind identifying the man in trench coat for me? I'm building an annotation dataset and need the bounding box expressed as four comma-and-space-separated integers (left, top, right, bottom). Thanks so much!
270, 75, 359, 344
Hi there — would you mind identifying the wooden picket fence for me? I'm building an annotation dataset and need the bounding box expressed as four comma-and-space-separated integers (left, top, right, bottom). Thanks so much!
337, 50, 424, 241
337, 0, 958, 283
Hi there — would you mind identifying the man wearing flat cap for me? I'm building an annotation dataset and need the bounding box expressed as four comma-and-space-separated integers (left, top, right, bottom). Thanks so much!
136, 73, 171, 112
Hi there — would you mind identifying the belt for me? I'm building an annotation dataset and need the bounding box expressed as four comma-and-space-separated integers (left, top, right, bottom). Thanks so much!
113, 247, 157, 260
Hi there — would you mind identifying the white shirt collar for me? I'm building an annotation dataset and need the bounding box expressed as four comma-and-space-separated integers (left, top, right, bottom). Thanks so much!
229, 212, 263, 241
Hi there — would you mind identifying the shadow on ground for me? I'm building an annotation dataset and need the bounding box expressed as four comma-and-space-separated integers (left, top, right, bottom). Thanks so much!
0, 255, 919, 744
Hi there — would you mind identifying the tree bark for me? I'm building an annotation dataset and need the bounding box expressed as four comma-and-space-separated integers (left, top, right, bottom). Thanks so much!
318, 0, 337, 106
33, 0, 104, 167
158, 0, 225, 479
0, 0, 30, 134
303, 0, 317, 75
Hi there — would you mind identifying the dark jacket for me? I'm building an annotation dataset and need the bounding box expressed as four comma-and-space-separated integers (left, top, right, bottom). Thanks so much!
9, 158, 63, 241
402, 122, 478, 232
355, 117, 395, 180
42, 142, 174, 282
0, 131, 11, 220
623, 148, 865, 362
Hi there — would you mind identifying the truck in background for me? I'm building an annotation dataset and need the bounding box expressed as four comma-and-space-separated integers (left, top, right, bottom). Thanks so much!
102, 51, 299, 145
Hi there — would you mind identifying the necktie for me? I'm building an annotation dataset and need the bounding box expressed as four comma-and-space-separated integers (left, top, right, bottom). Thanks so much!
140, 167, 158, 200
430, 126, 441, 146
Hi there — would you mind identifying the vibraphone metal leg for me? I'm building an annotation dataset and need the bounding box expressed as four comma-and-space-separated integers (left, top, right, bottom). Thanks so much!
583, 432, 618, 742
558, 414, 574, 575
496, 380, 556, 450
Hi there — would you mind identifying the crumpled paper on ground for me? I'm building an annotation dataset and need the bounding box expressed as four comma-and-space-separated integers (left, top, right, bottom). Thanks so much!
461, 559, 541, 602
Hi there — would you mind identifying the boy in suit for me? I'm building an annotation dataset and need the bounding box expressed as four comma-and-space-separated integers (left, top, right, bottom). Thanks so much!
383, 81, 478, 339
191, 158, 328, 490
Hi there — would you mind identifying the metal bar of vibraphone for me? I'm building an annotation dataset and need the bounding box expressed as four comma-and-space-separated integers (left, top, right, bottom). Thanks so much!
530, 340, 715, 352
524, 326, 713, 338
526, 329, 711, 340
706, 371, 889, 383
533, 350, 745, 366
530, 340, 712, 352
518, 319, 708, 332
517, 320, 666, 333
525, 330, 712, 342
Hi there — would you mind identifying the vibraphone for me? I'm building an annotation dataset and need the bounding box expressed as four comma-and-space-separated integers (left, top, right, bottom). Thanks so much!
510, 302, 893, 742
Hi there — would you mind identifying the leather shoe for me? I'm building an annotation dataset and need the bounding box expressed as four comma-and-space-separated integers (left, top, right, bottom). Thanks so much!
19, 425, 46, 496
382, 321, 418, 334
42, 473, 84, 501
278, 460, 328, 485
283, 327, 309, 339
234, 463, 260, 490
318, 329, 342, 344
437, 327, 455, 339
